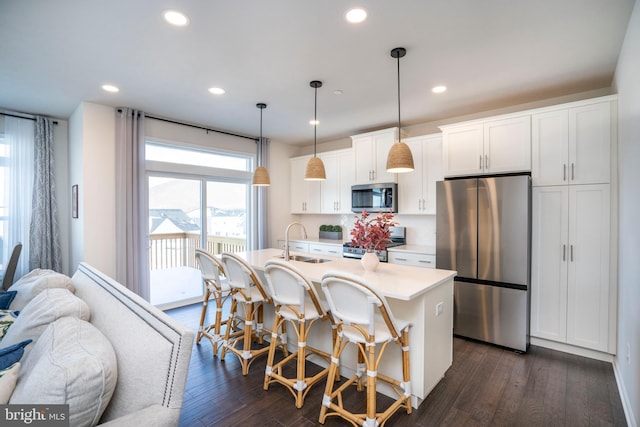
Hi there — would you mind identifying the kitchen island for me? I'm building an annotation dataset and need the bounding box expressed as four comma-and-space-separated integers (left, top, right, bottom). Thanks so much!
235, 248, 457, 409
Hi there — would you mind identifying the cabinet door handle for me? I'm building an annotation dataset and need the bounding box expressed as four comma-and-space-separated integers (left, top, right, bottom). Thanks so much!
485, 155, 489, 169
571, 163, 575, 181
395, 257, 407, 261
563, 164, 567, 181
328, 250, 338, 255
479, 155, 483, 170
570, 245, 574, 262
419, 260, 433, 264
563, 244, 566, 261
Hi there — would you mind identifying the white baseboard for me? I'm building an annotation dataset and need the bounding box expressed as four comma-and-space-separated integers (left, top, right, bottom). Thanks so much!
530, 337, 614, 362
613, 360, 637, 427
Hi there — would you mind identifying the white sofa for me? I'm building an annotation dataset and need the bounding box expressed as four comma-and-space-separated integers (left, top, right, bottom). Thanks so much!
3, 262, 194, 427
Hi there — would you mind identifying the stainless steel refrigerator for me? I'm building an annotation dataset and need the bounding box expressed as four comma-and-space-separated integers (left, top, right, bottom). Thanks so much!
436, 175, 531, 351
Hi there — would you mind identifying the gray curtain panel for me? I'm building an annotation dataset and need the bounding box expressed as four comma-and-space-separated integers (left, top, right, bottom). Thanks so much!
29, 116, 62, 272
255, 137, 270, 249
115, 108, 150, 300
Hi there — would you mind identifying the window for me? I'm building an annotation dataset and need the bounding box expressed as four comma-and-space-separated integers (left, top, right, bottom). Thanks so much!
145, 140, 254, 308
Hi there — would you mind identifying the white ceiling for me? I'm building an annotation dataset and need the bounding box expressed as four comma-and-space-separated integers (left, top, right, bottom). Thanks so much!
0, 0, 635, 145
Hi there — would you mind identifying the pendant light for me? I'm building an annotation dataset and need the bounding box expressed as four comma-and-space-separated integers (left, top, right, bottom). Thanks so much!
386, 47, 415, 173
252, 103, 270, 186
304, 80, 326, 181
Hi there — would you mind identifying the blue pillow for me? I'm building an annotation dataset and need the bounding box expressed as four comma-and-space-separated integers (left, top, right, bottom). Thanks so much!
0, 339, 32, 370
0, 291, 17, 310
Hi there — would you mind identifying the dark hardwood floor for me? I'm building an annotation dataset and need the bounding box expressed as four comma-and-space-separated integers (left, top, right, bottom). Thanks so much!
167, 303, 627, 426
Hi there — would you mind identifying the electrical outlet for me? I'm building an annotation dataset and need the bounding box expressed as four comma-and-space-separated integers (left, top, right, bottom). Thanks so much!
435, 302, 444, 316
627, 343, 631, 365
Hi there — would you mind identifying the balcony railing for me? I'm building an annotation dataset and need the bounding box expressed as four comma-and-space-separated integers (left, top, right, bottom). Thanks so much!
149, 233, 246, 270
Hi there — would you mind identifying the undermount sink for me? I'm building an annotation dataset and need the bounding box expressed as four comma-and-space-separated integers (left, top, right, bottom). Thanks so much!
275, 255, 332, 263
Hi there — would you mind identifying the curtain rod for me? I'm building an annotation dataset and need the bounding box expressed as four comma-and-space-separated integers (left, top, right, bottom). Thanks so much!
1, 112, 59, 125
136, 111, 258, 142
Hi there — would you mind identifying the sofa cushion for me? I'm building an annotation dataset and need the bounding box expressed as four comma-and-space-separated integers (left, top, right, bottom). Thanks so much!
0, 362, 20, 404
10, 317, 118, 427
0, 339, 32, 370
8, 269, 75, 310
0, 291, 17, 310
0, 310, 19, 339
1, 288, 90, 361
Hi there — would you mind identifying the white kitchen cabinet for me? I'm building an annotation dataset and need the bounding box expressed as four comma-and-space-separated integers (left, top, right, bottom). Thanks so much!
290, 155, 320, 214
320, 149, 354, 213
398, 134, 442, 214
388, 251, 435, 268
308, 242, 342, 257
530, 184, 611, 352
441, 116, 531, 177
352, 127, 398, 184
277, 239, 310, 253
532, 101, 611, 186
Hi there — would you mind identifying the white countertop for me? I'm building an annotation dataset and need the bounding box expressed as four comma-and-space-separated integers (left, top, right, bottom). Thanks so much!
277, 237, 345, 245
236, 248, 456, 301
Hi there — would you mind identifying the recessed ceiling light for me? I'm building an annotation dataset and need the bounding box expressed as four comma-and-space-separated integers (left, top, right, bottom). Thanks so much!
101, 84, 120, 93
208, 87, 225, 95
346, 8, 367, 23
333, 89, 343, 95
432, 85, 447, 94
163, 10, 189, 26
309, 120, 319, 126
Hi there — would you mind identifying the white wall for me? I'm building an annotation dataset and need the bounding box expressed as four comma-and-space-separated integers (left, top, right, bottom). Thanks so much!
69, 102, 116, 276
612, 2, 640, 425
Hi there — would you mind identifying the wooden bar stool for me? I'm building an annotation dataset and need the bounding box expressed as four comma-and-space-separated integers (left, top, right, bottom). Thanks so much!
319, 272, 412, 427
262, 259, 337, 408
220, 252, 287, 375
194, 248, 233, 356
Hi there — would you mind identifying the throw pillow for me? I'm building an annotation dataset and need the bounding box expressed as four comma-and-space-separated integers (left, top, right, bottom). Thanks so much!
10, 317, 118, 427
0, 291, 17, 310
0, 362, 20, 404
0, 339, 32, 370
0, 310, 19, 340
8, 269, 75, 310
1, 288, 90, 361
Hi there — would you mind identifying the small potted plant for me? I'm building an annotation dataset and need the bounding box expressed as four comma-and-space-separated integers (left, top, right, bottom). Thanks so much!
319, 224, 343, 240
350, 210, 397, 271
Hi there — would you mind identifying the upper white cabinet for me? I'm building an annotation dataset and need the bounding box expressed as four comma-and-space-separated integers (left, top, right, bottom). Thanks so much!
320, 149, 354, 214
398, 134, 443, 214
532, 101, 611, 186
441, 116, 531, 177
530, 184, 611, 352
290, 155, 320, 214
352, 127, 398, 184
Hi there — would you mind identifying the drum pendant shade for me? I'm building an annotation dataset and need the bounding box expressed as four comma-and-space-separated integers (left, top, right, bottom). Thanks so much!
252, 103, 270, 186
386, 47, 414, 173
304, 80, 326, 181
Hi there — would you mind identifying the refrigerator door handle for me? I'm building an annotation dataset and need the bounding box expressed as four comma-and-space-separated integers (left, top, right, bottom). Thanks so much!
570, 244, 574, 262
563, 244, 566, 261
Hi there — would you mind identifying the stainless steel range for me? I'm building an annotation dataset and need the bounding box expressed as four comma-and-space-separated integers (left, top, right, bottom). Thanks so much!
342, 226, 406, 262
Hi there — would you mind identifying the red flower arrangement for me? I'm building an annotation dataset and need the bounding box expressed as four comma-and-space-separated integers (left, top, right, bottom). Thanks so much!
350, 210, 398, 252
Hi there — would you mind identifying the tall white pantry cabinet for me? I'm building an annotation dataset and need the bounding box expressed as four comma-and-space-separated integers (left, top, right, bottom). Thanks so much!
530, 97, 616, 355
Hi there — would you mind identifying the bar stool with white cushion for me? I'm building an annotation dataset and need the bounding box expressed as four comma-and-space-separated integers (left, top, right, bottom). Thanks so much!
319, 271, 412, 427
262, 259, 337, 408
194, 248, 233, 356
220, 252, 287, 375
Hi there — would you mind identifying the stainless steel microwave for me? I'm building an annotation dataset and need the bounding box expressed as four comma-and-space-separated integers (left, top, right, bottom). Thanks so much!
351, 183, 398, 213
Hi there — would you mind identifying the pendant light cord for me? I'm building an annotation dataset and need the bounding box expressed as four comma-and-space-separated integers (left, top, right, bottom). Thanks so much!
314, 85, 318, 157
397, 53, 401, 133
259, 107, 263, 167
